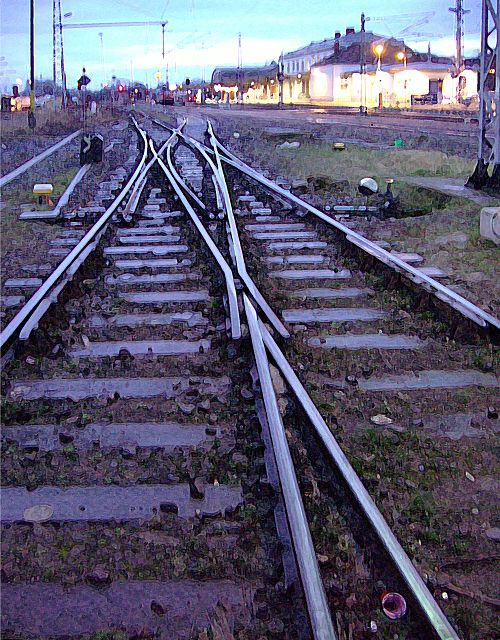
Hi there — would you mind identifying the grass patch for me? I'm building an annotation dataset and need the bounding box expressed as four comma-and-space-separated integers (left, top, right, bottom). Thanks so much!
251, 139, 475, 184
0, 165, 79, 260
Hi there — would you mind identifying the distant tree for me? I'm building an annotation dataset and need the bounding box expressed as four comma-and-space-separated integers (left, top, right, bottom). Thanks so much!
43, 80, 55, 95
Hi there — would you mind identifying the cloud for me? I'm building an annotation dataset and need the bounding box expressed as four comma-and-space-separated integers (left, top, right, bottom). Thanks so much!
125, 35, 302, 74
406, 34, 481, 57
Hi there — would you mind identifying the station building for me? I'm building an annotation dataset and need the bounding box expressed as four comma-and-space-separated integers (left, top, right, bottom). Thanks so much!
308, 37, 479, 108
209, 26, 479, 108
280, 28, 387, 103
210, 63, 279, 104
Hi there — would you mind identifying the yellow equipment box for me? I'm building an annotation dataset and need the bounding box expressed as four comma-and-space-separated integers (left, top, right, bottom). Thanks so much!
33, 184, 54, 195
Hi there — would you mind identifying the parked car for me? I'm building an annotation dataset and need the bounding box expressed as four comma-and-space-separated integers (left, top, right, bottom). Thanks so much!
158, 89, 174, 106
411, 93, 438, 105
35, 95, 54, 108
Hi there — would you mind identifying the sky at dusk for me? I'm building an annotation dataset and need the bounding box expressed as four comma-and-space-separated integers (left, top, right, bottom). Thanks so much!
0, 0, 482, 91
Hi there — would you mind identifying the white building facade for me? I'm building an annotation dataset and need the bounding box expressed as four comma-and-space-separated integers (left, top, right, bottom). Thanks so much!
309, 45, 479, 108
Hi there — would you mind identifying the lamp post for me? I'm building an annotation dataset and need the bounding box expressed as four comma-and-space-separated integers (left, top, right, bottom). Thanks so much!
154, 71, 161, 107
278, 52, 284, 108
397, 51, 408, 108
374, 44, 384, 108
359, 12, 367, 115
161, 22, 166, 110
396, 51, 407, 69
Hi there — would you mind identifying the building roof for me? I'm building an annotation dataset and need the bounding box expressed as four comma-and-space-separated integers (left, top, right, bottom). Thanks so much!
381, 61, 452, 73
211, 63, 278, 86
283, 30, 395, 59
313, 41, 472, 77
314, 39, 405, 67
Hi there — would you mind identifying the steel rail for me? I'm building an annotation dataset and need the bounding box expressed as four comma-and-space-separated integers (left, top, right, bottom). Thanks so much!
154, 117, 289, 338
0, 129, 82, 189
186, 122, 460, 637
121, 124, 180, 219
54, 163, 92, 212
155, 118, 499, 330
156, 119, 228, 209
151, 117, 457, 637
161, 119, 207, 211
244, 295, 337, 640
0, 118, 149, 355
122, 170, 149, 219
206, 122, 289, 338
166, 143, 206, 210
152, 119, 225, 205
152, 116, 205, 206
209, 131, 500, 332
259, 320, 459, 640
149, 138, 241, 340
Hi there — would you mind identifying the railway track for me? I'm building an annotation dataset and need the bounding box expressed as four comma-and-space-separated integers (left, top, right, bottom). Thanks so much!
0, 129, 82, 189
1, 113, 498, 640
0, 117, 137, 326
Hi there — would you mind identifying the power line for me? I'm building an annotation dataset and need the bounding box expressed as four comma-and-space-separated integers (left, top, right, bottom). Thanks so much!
62, 21, 167, 29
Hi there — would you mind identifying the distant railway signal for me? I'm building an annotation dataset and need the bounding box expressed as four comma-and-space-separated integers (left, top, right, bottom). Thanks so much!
78, 73, 91, 89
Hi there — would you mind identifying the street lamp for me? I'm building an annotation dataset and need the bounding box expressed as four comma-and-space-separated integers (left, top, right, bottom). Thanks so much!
396, 51, 408, 108
374, 44, 384, 71
396, 51, 407, 69
374, 44, 384, 108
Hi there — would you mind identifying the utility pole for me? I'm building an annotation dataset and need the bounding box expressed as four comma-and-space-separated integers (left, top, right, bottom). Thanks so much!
99, 32, 105, 88
448, 1, 471, 78
466, 0, 500, 193
28, 0, 36, 128
59, 19, 167, 108
359, 12, 367, 115
162, 22, 166, 109
201, 40, 206, 104
52, 0, 57, 111
81, 66, 87, 129
237, 32, 242, 104
57, 0, 66, 109
278, 51, 284, 108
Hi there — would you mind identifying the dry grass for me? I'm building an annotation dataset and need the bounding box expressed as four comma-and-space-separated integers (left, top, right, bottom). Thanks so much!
254, 141, 475, 183
0, 166, 79, 248
0, 103, 121, 138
